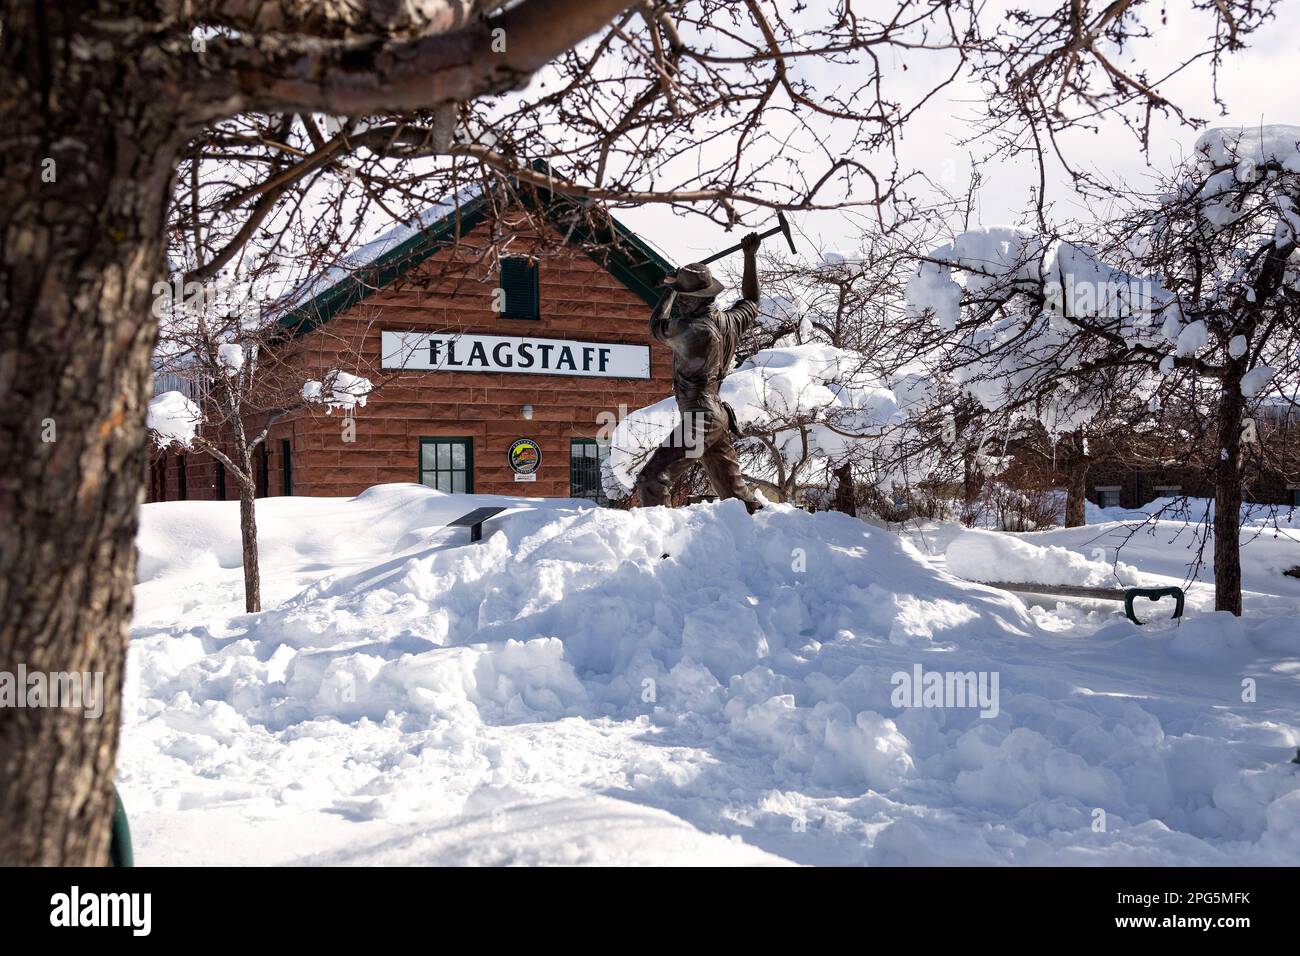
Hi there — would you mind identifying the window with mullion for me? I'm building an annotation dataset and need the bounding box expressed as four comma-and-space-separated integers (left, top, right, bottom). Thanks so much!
420, 437, 473, 494
570, 438, 609, 502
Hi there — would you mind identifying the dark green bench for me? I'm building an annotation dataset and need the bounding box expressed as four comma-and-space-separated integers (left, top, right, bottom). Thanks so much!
979, 582, 1185, 625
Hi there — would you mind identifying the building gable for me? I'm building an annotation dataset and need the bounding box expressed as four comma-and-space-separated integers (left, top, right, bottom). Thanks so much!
277, 180, 675, 341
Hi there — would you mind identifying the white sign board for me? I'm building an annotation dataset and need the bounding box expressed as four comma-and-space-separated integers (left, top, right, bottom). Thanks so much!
382, 331, 650, 379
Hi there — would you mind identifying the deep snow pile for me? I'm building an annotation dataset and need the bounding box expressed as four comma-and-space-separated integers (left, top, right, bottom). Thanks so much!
121, 485, 1300, 865
945, 529, 1142, 588
910, 498, 1300, 618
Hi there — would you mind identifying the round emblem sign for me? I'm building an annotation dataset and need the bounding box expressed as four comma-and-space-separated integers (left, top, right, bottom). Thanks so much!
508, 438, 541, 479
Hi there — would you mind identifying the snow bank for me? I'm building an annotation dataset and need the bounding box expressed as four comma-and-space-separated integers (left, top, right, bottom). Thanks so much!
945, 529, 1140, 587
1032, 498, 1300, 606
122, 486, 1300, 866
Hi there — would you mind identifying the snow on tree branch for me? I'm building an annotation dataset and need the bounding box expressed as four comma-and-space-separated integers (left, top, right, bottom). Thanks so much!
302, 370, 375, 415
603, 343, 904, 501
146, 391, 203, 449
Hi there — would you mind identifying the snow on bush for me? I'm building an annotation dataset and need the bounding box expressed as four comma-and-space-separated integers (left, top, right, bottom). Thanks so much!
1241, 365, 1277, 398
820, 249, 865, 267
905, 229, 1166, 438
1192, 125, 1300, 233
1174, 319, 1208, 357
905, 227, 1045, 332
757, 293, 812, 342
1195, 125, 1300, 173
602, 343, 902, 496
146, 390, 201, 448
904, 130, 1300, 463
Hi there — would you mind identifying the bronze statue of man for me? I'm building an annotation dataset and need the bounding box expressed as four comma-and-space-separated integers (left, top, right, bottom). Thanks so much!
635, 232, 763, 513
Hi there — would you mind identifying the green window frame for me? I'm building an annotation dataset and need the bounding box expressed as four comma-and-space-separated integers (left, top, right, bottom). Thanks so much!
499, 256, 540, 320
419, 437, 473, 494
569, 438, 609, 503
281, 439, 293, 496
257, 444, 270, 498
153, 457, 167, 502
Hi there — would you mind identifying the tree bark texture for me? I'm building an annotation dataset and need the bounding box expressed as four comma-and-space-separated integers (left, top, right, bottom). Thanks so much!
1213, 374, 1245, 615
0, 3, 185, 864
237, 474, 262, 614
1064, 453, 1089, 528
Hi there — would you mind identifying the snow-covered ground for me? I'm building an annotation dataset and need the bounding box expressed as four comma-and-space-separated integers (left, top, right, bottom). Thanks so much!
120, 486, 1300, 865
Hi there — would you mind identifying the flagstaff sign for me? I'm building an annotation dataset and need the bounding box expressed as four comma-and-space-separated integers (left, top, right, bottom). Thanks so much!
382, 331, 650, 379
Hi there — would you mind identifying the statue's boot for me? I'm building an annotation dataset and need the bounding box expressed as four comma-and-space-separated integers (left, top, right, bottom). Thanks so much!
701, 432, 762, 514
635, 440, 689, 507
634, 407, 761, 513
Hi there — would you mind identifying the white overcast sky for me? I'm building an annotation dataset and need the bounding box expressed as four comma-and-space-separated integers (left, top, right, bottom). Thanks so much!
613, 1, 1300, 267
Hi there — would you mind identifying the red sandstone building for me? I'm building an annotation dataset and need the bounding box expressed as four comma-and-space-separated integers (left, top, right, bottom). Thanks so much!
150, 184, 1295, 514
148, 185, 676, 503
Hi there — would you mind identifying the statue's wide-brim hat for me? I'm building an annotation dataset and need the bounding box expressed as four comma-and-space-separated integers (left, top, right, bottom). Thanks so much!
663, 262, 724, 299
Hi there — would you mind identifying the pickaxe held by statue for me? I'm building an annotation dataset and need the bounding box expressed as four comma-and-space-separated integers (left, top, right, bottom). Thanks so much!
698, 211, 797, 264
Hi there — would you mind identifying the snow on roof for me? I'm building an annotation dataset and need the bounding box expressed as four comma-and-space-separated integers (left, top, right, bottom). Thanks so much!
278, 184, 484, 315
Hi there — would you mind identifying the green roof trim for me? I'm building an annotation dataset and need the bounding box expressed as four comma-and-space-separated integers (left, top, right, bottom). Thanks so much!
276, 192, 492, 339
275, 171, 675, 339
558, 197, 677, 306
517, 161, 677, 306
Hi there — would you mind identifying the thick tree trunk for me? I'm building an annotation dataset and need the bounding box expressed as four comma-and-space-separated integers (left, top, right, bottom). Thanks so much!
0, 7, 183, 864
1064, 456, 1089, 528
832, 462, 856, 516
1213, 376, 1246, 615
961, 453, 981, 526
238, 478, 262, 614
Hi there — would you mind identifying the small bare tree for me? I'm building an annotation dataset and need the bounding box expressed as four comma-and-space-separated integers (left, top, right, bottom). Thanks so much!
148, 275, 380, 612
